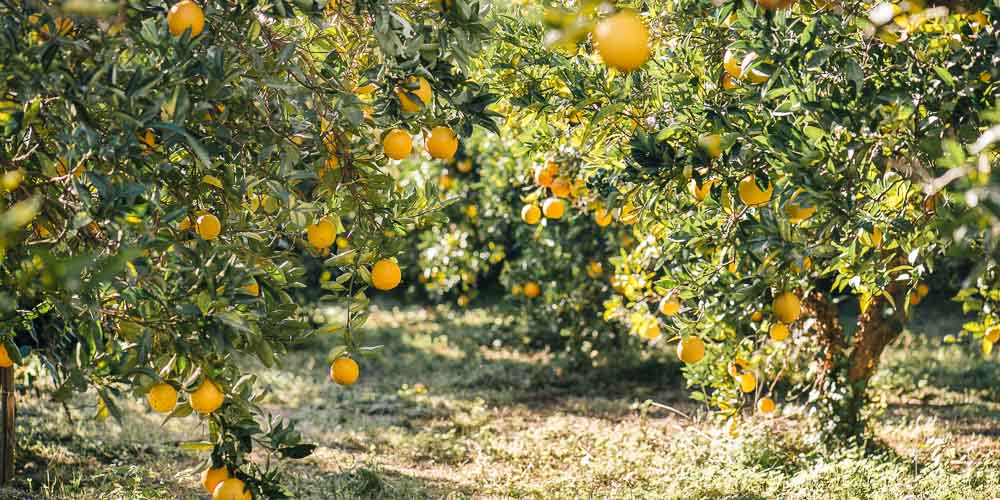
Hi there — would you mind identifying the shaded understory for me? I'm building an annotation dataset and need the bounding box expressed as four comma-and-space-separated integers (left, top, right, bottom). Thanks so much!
4, 303, 999, 499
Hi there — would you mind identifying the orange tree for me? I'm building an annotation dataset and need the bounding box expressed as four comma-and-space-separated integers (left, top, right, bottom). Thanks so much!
476, 0, 997, 439
0, 0, 496, 496
398, 129, 646, 366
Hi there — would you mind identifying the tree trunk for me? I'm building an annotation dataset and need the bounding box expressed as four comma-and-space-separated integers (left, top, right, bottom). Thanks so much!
0, 366, 14, 485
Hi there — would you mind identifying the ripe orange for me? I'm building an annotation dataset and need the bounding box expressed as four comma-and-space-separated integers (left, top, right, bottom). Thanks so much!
521, 204, 542, 225
773, 292, 801, 323
677, 336, 705, 364
737, 372, 757, 393
738, 175, 773, 207
551, 177, 572, 198
769, 323, 790, 342
457, 159, 473, 173
383, 129, 412, 160
196, 213, 221, 240
688, 178, 715, 202
147, 383, 178, 413
916, 283, 929, 298
593, 11, 650, 71
870, 227, 883, 248
542, 197, 565, 219
438, 172, 454, 190
396, 76, 432, 113
722, 73, 738, 91
757, 397, 776, 414
212, 477, 251, 500
523, 281, 541, 298
594, 208, 613, 227
242, 281, 260, 296
699, 134, 722, 158
307, 218, 336, 249
785, 200, 816, 224
426, 127, 458, 160
167, 1, 205, 38
0, 346, 12, 368
371, 259, 402, 290
535, 162, 558, 187
190, 379, 224, 414
330, 357, 359, 385
723, 49, 742, 79
756, 0, 796, 10
658, 296, 681, 316
986, 326, 1000, 343
586, 261, 603, 279
201, 467, 229, 494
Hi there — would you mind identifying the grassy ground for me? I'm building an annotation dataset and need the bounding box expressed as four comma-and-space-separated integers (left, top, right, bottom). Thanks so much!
4, 301, 1000, 499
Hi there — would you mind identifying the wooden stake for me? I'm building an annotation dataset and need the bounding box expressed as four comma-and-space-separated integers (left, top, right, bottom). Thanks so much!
0, 367, 14, 485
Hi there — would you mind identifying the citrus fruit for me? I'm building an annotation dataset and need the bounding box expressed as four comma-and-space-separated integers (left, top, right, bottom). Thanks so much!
383, 129, 412, 160
659, 297, 681, 316
147, 383, 178, 413
688, 178, 715, 202
723, 49, 742, 78
523, 281, 541, 298
371, 259, 402, 290
757, 397, 776, 413
307, 218, 336, 249
535, 162, 557, 187
0, 346, 12, 368
551, 177, 572, 198
640, 321, 661, 340
738, 175, 773, 207
586, 261, 603, 278
757, 0, 796, 10
593, 10, 650, 71
426, 127, 458, 160
677, 336, 705, 364
190, 378, 224, 414
699, 134, 723, 158
242, 281, 260, 296
773, 292, 801, 323
330, 357, 359, 385
396, 76, 432, 113
542, 197, 565, 219
195, 213, 221, 240
769, 323, 790, 342
737, 372, 757, 392
620, 201, 639, 224
521, 204, 542, 225
986, 326, 1000, 343
201, 467, 229, 494
212, 477, 251, 500
785, 200, 816, 224
167, 1, 205, 37
457, 159, 473, 173
594, 208, 613, 227
751, 310, 764, 322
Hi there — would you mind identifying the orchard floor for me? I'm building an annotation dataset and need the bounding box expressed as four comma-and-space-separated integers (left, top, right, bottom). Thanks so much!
6, 302, 1000, 499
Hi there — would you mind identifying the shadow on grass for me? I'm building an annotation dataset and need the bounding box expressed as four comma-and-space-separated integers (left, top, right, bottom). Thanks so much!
291, 464, 477, 499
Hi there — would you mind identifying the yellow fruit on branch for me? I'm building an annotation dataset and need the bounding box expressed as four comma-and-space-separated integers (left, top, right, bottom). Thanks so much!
916, 283, 929, 298
773, 292, 802, 323
551, 177, 572, 198
594, 207, 613, 227
242, 281, 260, 296
741, 52, 771, 84
769, 322, 790, 342
167, 0, 205, 38
212, 477, 251, 500
699, 134, 723, 158
330, 357, 359, 385
737, 372, 757, 393
756, 0, 797, 10
535, 162, 558, 187
195, 213, 221, 240
523, 281, 541, 298
426, 127, 458, 160
382, 129, 413, 160
396, 76, 433, 113
870, 226, 884, 248
457, 159, 473, 173
757, 397, 776, 414
201, 466, 229, 494
688, 178, 716, 202
738, 175, 773, 207
986, 326, 1000, 343
307, 218, 336, 249
722, 73, 738, 90
677, 336, 705, 364
521, 204, 542, 225
727, 357, 748, 377
0, 345, 12, 368
586, 261, 603, 278
542, 197, 566, 219
372, 259, 402, 290
723, 49, 742, 79
659, 296, 681, 316
593, 10, 650, 71
147, 383, 178, 413
190, 378, 224, 414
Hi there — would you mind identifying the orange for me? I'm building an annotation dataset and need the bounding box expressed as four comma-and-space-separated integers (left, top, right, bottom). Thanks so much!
723, 49, 742, 79
738, 372, 757, 393
658, 296, 681, 316
769, 323, 790, 342
738, 175, 773, 207
456, 159, 473, 173
550, 177, 572, 198
396, 76, 432, 113
699, 134, 722, 158
190, 379, 224, 414
0, 345, 12, 368
986, 326, 1000, 343
586, 261, 603, 279
307, 218, 336, 249
534, 162, 558, 187
757, 397, 776, 414
330, 357, 359, 385
242, 281, 260, 296
773, 292, 801, 323
594, 208, 612, 227
523, 281, 541, 298
201, 467, 229, 494
426, 127, 458, 160
722, 73, 738, 91
542, 197, 565, 219
593, 11, 650, 71
677, 336, 705, 364
785, 201, 816, 224
521, 204, 542, 225
147, 383, 178, 413
756, 0, 796, 10
371, 259, 401, 290
383, 129, 412, 160
212, 477, 251, 500
167, 1, 205, 38
688, 178, 715, 202
195, 213, 221, 240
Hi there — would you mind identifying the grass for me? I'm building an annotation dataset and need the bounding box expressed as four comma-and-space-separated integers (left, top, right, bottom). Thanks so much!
6, 301, 1000, 499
